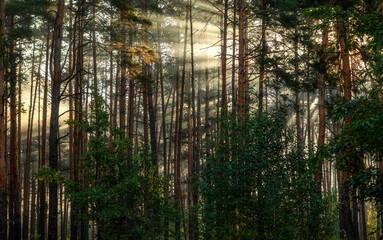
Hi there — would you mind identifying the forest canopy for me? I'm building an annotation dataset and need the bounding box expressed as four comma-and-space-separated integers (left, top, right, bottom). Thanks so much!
0, 0, 382, 239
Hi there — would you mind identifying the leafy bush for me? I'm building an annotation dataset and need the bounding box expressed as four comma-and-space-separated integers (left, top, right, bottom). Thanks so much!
65, 95, 174, 239
200, 111, 338, 240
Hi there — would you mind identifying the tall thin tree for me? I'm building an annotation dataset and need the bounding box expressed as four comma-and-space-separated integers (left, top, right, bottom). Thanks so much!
0, 1, 6, 238
48, 0, 65, 238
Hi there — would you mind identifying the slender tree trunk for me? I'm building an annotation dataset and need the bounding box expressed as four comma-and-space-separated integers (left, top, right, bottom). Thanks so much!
0, 0, 6, 238
361, 201, 367, 240
337, 12, 358, 240
30, 169, 37, 237
205, 68, 210, 158
120, 11, 127, 132
231, 0, 236, 117
134, 93, 140, 153
32, 44, 43, 238
157, 15, 170, 238
4, 79, 8, 238
71, 3, 83, 238
81, 65, 89, 240
216, 68, 220, 134
109, 29, 114, 144
221, 0, 228, 112
293, 26, 302, 148
190, 2, 199, 238
317, 24, 328, 190
187, 71, 194, 240
148, 81, 158, 171
92, 0, 98, 94
175, 1, 189, 238
237, 0, 246, 117
143, 86, 149, 145
127, 26, 135, 145
61, 196, 68, 240
48, 0, 65, 238
114, 61, 119, 130
307, 93, 311, 152
9, 5, 21, 238
141, 0, 157, 172
17, 57, 21, 237
59, 131, 63, 240
168, 87, 175, 177
38, 22, 50, 240
258, 0, 266, 111
194, 71, 201, 240
23, 39, 37, 240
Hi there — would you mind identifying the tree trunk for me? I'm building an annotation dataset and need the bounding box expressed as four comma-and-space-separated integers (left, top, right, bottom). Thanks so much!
81, 62, 89, 240
194, 70, 201, 240
336, 12, 358, 240
109, 25, 114, 144
205, 68, 210, 158
221, 0, 228, 113
92, 0, 98, 94
175, 1, 189, 238
317, 24, 328, 189
187, 71, 194, 240
23, 39, 38, 240
157, 12, 170, 238
114, 61, 119, 131
0, 0, 8, 239
294, 26, 302, 148
48, 0, 65, 238
127, 26, 135, 145
237, 0, 246, 117
38, 22, 50, 240
168, 87, 175, 177
120, 10, 127, 132
9, 5, 21, 238
0, 0, 6, 238
307, 92, 311, 153
258, 0, 266, 111
361, 201, 367, 240
32, 43, 43, 238
17, 55, 22, 238
30, 170, 36, 237
231, 0, 236, 117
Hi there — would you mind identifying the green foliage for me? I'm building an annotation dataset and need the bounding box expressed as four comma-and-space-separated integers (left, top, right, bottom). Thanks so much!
34, 166, 66, 184
304, 4, 383, 83
323, 86, 383, 201
5, 0, 51, 17
200, 111, 338, 240
64, 95, 175, 239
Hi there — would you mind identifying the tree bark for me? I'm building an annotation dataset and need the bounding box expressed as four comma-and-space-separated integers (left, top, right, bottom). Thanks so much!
221, 0, 228, 113
127, 25, 135, 145
120, 10, 127, 132
0, 0, 6, 238
9, 4, 21, 238
175, 1, 189, 237
258, 0, 266, 111
336, 11, 358, 240
38, 22, 50, 240
205, 68, 210, 160
92, 0, 98, 94
194, 70, 201, 240
293, 26, 302, 148
187, 71, 194, 240
317, 24, 328, 189
48, 0, 65, 238
231, 0, 236, 117
23, 39, 38, 240
237, 0, 246, 117
109, 18, 114, 144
